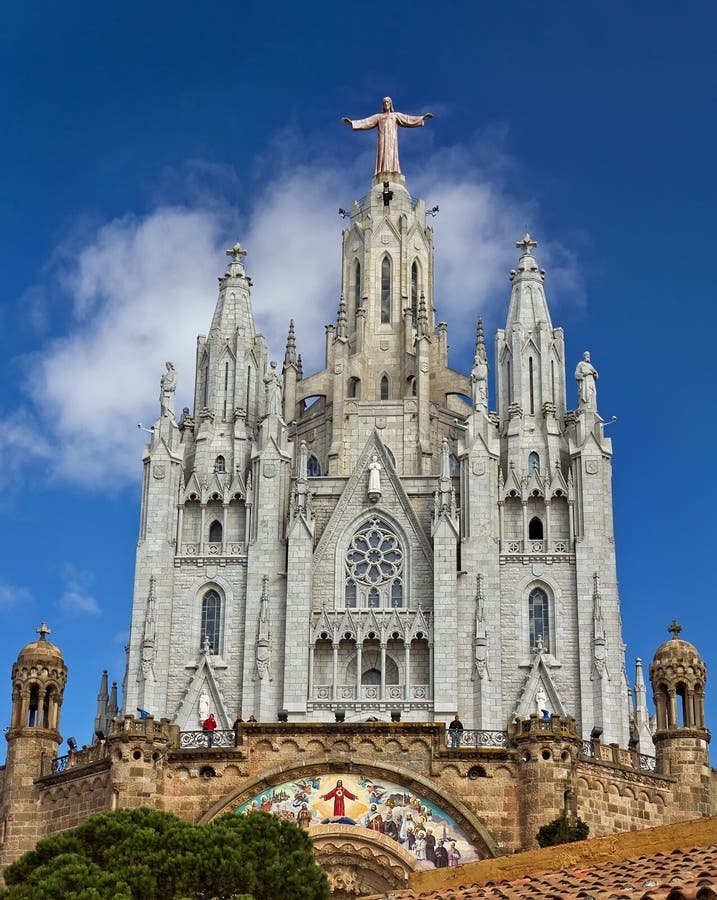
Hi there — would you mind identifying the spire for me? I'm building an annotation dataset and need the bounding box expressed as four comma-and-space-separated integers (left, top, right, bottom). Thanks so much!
471, 317, 489, 410
108, 681, 118, 719
505, 232, 552, 332
283, 320, 297, 369
94, 670, 109, 739
337, 294, 348, 339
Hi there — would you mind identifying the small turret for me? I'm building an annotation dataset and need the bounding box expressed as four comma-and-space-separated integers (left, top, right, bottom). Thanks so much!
649, 621, 711, 816
1, 624, 68, 868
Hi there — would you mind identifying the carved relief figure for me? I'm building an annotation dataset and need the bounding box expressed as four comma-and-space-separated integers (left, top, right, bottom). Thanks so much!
342, 97, 433, 176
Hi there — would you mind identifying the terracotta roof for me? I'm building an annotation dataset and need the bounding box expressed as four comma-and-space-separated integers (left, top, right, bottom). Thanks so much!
366, 843, 717, 900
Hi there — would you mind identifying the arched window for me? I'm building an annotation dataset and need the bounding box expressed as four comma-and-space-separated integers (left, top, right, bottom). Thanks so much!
380, 375, 390, 400
307, 455, 322, 477
528, 517, 543, 540
362, 668, 381, 685
449, 453, 460, 477
380, 256, 392, 324
347, 377, 361, 399
529, 356, 535, 415
345, 517, 404, 609
201, 589, 222, 653
354, 259, 361, 328
528, 452, 540, 474
529, 587, 550, 652
208, 520, 222, 543
411, 260, 419, 325
215, 455, 226, 473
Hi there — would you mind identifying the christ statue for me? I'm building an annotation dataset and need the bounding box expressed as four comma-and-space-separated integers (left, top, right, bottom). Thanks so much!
342, 97, 433, 176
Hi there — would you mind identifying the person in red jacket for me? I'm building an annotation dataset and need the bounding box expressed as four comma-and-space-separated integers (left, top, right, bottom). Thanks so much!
203, 713, 217, 747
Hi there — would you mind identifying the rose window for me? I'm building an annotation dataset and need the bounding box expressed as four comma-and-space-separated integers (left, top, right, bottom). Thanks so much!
345, 518, 404, 608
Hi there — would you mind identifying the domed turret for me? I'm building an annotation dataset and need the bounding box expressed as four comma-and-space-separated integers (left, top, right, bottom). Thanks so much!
648, 621, 711, 818
649, 620, 706, 731
9, 622, 67, 734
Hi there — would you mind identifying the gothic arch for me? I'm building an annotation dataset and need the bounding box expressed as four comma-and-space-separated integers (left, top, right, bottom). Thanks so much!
195, 756, 499, 859
185, 574, 235, 658
514, 572, 562, 662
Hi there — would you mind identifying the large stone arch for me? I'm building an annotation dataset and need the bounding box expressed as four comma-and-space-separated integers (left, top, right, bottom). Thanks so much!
197, 755, 499, 858
310, 823, 421, 897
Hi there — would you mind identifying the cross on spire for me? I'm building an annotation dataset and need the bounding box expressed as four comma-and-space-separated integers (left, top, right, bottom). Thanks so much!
36, 621, 51, 641
515, 232, 538, 255
226, 242, 247, 262
668, 619, 682, 639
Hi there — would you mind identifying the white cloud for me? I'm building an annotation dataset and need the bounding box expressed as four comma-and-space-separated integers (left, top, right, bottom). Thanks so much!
5, 131, 583, 489
0, 581, 32, 609
58, 564, 100, 616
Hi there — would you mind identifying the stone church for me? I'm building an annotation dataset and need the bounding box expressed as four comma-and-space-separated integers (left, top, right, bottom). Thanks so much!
1, 102, 713, 895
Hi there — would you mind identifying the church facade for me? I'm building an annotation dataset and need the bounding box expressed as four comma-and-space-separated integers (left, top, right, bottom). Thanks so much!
1, 111, 714, 894
124, 162, 630, 746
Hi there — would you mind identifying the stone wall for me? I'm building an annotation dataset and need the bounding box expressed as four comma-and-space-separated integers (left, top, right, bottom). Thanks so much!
2, 716, 710, 881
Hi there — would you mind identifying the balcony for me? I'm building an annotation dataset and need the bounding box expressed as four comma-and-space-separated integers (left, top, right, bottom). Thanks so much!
176, 542, 246, 564
500, 539, 574, 558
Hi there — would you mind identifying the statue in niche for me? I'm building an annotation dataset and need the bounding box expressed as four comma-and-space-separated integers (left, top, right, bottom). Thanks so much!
160, 361, 177, 417
198, 688, 210, 725
264, 361, 283, 417
342, 97, 433, 176
535, 684, 548, 717
575, 351, 598, 410
367, 455, 382, 502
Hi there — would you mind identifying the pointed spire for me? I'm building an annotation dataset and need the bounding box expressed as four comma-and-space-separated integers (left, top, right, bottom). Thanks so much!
108, 681, 118, 719
94, 670, 110, 739
471, 317, 489, 410
297, 354, 304, 380
505, 231, 552, 333
283, 320, 297, 369
97, 670, 109, 702
337, 294, 348, 339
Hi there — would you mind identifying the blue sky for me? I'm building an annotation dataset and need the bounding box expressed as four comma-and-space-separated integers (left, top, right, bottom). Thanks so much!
1, 2, 715, 756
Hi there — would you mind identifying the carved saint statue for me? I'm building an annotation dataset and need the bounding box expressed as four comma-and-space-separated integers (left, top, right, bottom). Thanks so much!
575, 351, 598, 410
264, 360, 283, 417
342, 97, 433, 176
198, 688, 210, 725
367, 455, 382, 501
160, 361, 177, 417
471, 350, 488, 410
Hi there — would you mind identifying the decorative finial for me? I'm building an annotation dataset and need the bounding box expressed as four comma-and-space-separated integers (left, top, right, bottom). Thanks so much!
515, 232, 538, 256
226, 242, 247, 262
337, 294, 347, 338
36, 622, 51, 641
668, 619, 682, 639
